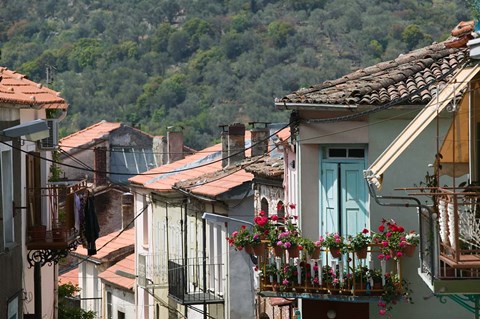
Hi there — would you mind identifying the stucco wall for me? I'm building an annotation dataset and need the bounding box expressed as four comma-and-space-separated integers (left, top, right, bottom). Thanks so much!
105, 285, 135, 319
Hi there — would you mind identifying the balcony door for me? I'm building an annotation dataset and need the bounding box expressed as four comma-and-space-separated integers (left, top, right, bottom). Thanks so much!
320, 147, 368, 237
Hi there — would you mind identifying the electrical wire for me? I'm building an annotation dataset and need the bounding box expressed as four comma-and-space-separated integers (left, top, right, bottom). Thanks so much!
0, 122, 292, 177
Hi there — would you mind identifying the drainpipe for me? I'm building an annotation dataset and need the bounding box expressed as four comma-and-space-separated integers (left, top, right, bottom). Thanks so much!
366, 182, 437, 284
34, 262, 41, 319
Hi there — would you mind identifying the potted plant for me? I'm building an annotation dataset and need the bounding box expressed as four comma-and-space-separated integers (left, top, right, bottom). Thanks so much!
367, 268, 383, 293
378, 273, 413, 317
300, 237, 322, 259
404, 230, 420, 257
323, 233, 345, 258
348, 228, 371, 259
353, 266, 369, 292
374, 219, 408, 261
226, 225, 254, 252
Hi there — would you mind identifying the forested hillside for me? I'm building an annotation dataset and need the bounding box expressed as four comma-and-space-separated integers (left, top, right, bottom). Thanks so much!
0, 0, 471, 149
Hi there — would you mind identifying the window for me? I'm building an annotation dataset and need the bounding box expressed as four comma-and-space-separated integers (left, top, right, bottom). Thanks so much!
261, 198, 269, 214
1, 148, 13, 247
142, 195, 149, 246
106, 291, 112, 319
7, 295, 18, 319
118, 311, 125, 319
327, 147, 365, 159
277, 201, 285, 218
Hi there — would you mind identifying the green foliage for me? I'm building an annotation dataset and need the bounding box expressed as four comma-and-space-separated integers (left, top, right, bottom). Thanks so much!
58, 283, 95, 319
0, 0, 470, 149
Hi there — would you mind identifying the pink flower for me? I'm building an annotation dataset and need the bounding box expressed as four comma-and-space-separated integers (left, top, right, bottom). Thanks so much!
284, 242, 292, 249
378, 224, 385, 232
378, 254, 385, 260
241, 225, 246, 229
276, 241, 283, 247
382, 240, 389, 247
232, 231, 238, 237
385, 254, 391, 261
271, 215, 278, 221
386, 232, 392, 238
282, 279, 289, 285
378, 300, 386, 308
379, 309, 387, 316
289, 203, 296, 209
396, 251, 403, 258
259, 210, 266, 217
254, 216, 269, 226
362, 228, 369, 234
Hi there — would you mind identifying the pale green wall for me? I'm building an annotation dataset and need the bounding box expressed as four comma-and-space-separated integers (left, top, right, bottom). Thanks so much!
367, 111, 470, 318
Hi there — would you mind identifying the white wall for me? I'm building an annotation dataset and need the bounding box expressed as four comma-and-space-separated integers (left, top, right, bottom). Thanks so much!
104, 285, 135, 319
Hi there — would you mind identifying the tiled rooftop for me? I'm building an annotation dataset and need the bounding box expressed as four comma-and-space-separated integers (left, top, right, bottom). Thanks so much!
59, 120, 122, 152
58, 267, 79, 287
276, 41, 467, 106
244, 157, 284, 179
72, 227, 134, 262
98, 253, 135, 290
0, 67, 68, 109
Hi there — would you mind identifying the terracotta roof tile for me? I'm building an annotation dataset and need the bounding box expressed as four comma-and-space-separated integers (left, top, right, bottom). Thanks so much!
277, 41, 467, 106
0, 67, 68, 109
59, 120, 122, 152
59, 267, 79, 287
244, 157, 284, 179
72, 228, 134, 261
99, 253, 135, 290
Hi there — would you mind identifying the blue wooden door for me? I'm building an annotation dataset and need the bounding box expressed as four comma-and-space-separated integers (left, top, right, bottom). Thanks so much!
321, 161, 367, 236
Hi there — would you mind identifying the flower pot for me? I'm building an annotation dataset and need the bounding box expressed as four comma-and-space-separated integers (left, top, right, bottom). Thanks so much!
244, 244, 254, 255
52, 227, 66, 242
403, 244, 416, 257
253, 242, 267, 256
355, 247, 368, 259
273, 245, 284, 257
287, 245, 300, 258
28, 225, 47, 242
309, 247, 321, 259
329, 247, 342, 258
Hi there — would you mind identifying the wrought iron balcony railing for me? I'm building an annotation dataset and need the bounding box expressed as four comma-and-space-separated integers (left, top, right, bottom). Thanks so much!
167, 257, 224, 305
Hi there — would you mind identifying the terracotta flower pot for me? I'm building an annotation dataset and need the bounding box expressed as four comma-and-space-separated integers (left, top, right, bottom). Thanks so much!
253, 242, 267, 256
244, 244, 254, 255
287, 245, 300, 258
273, 245, 284, 257
330, 247, 342, 258
403, 244, 416, 257
355, 246, 368, 259
309, 247, 321, 259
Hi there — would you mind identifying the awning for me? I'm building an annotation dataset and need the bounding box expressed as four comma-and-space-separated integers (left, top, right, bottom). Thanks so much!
364, 63, 480, 189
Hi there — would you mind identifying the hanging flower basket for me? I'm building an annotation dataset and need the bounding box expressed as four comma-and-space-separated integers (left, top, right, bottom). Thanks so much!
244, 244, 254, 255
310, 247, 321, 259
253, 242, 267, 256
330, 247, 342, 258
287, 245, 300, 258
273, 245, 284, 257
355, 246, 368, 259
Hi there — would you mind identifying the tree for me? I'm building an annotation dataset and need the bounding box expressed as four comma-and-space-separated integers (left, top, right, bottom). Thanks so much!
58, 283, 95, 319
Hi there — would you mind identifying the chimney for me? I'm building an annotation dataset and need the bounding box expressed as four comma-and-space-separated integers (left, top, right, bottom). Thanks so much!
249, 122, 270, 157
152, 136, 166, 166
122, 192, 134, 230
93, 146, 107, 186
221, 123, 245, 168
167, 126, 184, 164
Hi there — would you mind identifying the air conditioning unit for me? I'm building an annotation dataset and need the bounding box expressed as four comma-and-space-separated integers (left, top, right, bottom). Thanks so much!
38, 119, 59, 150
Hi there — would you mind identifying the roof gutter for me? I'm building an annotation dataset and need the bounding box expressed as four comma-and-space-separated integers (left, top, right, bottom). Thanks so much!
275, 102, 358, 110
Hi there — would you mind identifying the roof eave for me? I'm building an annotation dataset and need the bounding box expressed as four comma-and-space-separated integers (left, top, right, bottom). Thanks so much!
275, 102, 358, 111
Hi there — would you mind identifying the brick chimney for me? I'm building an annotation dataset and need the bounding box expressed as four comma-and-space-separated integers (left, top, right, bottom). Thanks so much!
94, 146, 107, 186
167, 127, 184, 164
221, 123, 245, 168
249, 122, 270, 157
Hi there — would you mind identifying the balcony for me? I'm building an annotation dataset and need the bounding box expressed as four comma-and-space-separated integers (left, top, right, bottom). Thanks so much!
257, 243, 404, 302
26, 180, 87, 251
167, 257, 224, 305
416, 187, 480, 294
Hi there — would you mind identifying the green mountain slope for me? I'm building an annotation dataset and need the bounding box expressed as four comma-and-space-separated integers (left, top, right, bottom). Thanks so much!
0, 0, 471, 148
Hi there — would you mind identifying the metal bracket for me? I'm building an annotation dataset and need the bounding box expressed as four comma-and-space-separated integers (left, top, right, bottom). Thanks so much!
26, 239, 80, 268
